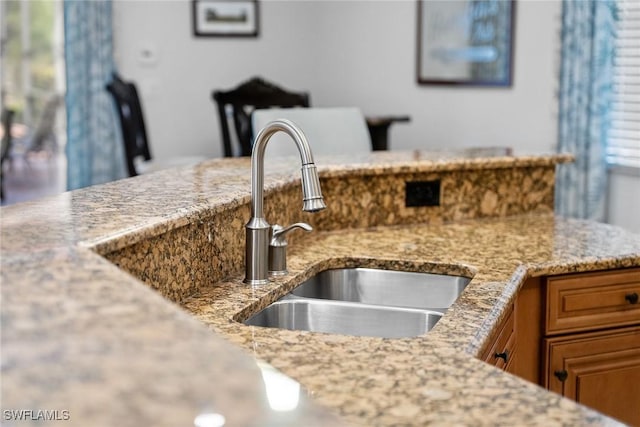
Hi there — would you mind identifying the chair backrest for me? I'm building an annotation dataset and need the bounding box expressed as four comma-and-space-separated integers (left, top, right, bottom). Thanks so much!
1, 108, 15, 164
251, 107, 371, 159
212, 76, 310, 157
106, 73, 151, 176
28, 95, 61, 153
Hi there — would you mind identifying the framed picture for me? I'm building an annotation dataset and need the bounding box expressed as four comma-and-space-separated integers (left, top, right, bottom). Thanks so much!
192, 0, 259, 37
416, 0, 515, 86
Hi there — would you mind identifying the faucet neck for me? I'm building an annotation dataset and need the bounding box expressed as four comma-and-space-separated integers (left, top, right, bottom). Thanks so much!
250, 119, 315, 219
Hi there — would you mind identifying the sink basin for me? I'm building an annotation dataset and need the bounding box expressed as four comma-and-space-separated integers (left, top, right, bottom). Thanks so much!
244, 296, 442, 338
243, 267, 472, 338
290, 267, 471, 312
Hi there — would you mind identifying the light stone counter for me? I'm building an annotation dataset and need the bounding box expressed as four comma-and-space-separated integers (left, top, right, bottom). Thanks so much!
2, 150, 638, 426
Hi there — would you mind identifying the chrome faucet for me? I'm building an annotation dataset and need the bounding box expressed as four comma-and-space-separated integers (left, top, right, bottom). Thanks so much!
244, 119, 326, 285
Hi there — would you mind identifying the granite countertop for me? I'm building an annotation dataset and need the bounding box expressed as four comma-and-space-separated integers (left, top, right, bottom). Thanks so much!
2, 150, 638, 427
182, 215, 640, 427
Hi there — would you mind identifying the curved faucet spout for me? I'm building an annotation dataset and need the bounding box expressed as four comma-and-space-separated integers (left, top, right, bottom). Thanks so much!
245, 119, 326, 285
250, 119, 326, 218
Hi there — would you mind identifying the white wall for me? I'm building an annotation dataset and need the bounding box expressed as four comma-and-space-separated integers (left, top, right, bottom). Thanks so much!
113, 0, 639, 233
112, 0, 562, 161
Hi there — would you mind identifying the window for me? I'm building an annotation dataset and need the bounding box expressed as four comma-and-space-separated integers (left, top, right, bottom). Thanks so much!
0, 0, 66, 205
607, 0, 640, 168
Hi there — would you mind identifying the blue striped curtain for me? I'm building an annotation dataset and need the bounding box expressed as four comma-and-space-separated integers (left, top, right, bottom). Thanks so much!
556, 0, 617, 220
64, 0, 125, 190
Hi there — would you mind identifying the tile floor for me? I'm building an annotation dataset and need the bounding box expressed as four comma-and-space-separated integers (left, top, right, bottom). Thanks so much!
1, 152, 66, 206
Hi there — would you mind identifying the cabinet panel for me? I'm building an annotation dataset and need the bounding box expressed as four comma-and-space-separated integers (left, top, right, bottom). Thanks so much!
545, 268, 640, 335
578, 366, 640, 426
513, 277, 542, 384
544, 326, 640, 426
481, 304, 516, 371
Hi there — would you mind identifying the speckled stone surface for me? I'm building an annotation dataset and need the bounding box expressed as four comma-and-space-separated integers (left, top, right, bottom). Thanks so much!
2, 150, 637, 427
103, 152, 562, 304
1, 248, 343, 427
180, 215, 640, 427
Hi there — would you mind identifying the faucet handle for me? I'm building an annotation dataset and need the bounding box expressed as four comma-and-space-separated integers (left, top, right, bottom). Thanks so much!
271, 222, 312, 245
269, 223, 312, 276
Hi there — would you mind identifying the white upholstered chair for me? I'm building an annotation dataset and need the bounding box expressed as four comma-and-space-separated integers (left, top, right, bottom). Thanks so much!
251, 107, 371, 159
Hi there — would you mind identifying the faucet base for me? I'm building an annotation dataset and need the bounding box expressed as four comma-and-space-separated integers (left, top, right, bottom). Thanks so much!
244, 218, 271, 284
268, 270, 287, 277
243, 278, 270, 286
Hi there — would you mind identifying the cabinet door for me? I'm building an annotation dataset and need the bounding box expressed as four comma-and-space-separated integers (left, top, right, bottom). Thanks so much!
481, 304, 517, 371
544, 326, 640, 426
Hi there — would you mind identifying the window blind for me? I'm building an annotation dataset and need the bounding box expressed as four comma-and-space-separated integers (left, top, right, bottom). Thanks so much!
607, 0, 640, 168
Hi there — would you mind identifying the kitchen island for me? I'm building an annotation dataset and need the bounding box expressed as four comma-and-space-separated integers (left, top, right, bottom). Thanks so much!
2, 150, 638, 426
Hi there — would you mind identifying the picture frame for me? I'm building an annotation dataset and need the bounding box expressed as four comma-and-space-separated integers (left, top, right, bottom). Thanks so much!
192, 0, 259, 38
416, 0, 515, 86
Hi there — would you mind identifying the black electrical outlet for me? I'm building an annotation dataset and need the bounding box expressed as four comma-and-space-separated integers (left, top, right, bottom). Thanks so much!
405, 180, 441, 207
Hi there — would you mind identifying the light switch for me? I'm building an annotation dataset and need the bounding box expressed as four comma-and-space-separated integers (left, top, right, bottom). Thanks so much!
137, 43, 159, 67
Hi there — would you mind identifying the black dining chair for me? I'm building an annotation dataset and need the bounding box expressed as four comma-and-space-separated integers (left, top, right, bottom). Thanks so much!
106, 73, 152, 177
106, 73, 206, 177
212, 76, 311, 157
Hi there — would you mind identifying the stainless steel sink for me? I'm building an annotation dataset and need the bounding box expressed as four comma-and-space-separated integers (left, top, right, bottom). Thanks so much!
290, 268, 471, 312
244, 296, 442, 338
243, 267, 471, 338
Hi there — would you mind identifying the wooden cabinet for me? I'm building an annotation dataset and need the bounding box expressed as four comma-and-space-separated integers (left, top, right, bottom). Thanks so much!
543, 326, 640, 426
545, 269, 640, 335
489, 267, 640, 425
513, 276, 543, 383
481, 304, 517, 373
541, 268, 640, 425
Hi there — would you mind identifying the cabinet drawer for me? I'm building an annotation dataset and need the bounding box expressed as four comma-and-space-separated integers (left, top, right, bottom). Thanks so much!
545, 268, 640, 335
481, 304, 516, 370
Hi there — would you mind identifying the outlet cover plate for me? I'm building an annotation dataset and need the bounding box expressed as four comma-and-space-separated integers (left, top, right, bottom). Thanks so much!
405, 180, 441, 207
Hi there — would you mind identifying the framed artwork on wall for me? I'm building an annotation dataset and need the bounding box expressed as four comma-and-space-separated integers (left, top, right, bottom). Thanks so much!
192, 0, 259, 37
416, 0, 515, 86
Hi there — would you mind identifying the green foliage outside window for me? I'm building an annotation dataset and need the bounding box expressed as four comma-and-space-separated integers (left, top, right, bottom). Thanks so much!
3, 0, 57, 125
